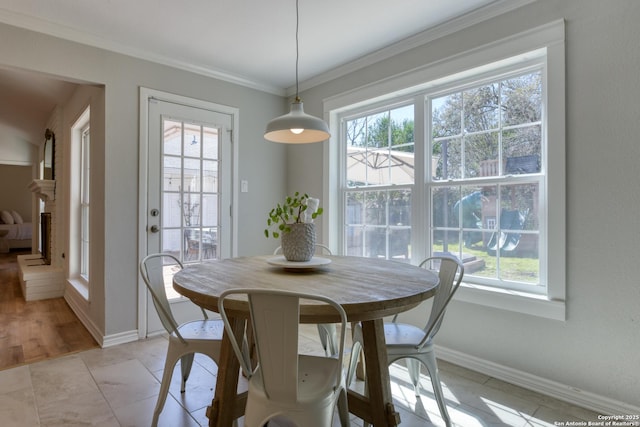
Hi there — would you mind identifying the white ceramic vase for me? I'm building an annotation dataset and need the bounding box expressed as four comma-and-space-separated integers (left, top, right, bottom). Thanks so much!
281, 223, 316, 262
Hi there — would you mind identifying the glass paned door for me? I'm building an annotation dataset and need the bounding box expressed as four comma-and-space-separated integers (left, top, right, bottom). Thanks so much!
147, 98, 232, 303
161, 120, 220, 262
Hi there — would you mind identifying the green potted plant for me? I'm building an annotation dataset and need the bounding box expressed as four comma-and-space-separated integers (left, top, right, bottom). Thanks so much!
265, 192, 323, 261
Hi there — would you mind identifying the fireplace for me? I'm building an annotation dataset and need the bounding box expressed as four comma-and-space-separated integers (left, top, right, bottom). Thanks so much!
41, 212, 52, 265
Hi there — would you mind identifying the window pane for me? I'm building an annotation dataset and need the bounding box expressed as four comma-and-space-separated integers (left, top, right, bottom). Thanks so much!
202, 227, 217, 260
432, 94, 461, 138
346, 117, 367, 147
346, 106, 414, 187
501, 72, 542, 126
163, 120, 181, 156
432, 186, 459, 228
182, 193, 201, 226
183, 158, 200, 193
365, 192, 387, 226
182, 227, 217, 262
203, 160, 218, 192
81, 206, 89, 278
346, 147, 367, 186
162, 228, 182, 257
345, 225, 363, 256
184, 123, 201, 158
184, 228, 200, 261
203, 126, 219, 159
365, 112, 388, 147
346, 192, 365, 225
452, 188, 486, 249
389, 227, 411, 261
481, 237, 540, 284
464, 83, 500, 133
500, 183, 539, 232
503, 125, 541, 174
464, 132, 498, 178
202, 194, 218, 226
432, 231, 462, 260
433, 138, 462, 180
390, 105, 414, 148
365, 227, 386, 258
162, 192, 181, 228
389, 190, 411, 226
163, 156, 181, 191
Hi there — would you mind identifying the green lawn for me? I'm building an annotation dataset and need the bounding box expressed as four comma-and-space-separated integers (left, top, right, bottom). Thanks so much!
433, 242, 539, 283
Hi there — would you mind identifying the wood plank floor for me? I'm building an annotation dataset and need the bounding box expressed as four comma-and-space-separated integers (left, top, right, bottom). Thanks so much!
0, 250, 98, 370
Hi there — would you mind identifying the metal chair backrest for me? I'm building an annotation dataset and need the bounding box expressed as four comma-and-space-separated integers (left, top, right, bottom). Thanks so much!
218, 288, 347, 403
140, 253, 186, 340
417, 256, 464, 347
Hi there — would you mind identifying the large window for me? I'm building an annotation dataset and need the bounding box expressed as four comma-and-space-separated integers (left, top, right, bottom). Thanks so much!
430, 70, 543, 293
331, 22, 565, 318
69, 106, 91, 299
344, 105, 414, 260
80, 124, 90, 279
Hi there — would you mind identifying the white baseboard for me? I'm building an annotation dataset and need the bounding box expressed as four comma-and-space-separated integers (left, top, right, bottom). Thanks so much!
63, 288, 103, 346
436, 345, 640, 415
101, 330, 140, 348
64, 286, 138, 348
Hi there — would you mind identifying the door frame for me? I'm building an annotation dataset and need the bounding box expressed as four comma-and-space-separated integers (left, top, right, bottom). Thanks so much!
137, 87, 239, 338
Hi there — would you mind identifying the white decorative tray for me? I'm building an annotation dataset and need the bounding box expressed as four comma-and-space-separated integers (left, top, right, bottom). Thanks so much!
267, 256, 331, 269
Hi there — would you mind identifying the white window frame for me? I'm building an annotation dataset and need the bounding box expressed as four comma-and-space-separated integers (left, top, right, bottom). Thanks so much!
324, 20, 565, 320
68, 107, 91, 299
80, 125, 90, 280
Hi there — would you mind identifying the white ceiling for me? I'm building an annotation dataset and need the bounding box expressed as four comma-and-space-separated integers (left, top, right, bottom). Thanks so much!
0, 0, 529, 145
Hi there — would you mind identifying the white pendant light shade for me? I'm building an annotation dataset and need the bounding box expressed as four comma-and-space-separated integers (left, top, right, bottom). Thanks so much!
264, 0, 330, 144
264, 99, 330, 144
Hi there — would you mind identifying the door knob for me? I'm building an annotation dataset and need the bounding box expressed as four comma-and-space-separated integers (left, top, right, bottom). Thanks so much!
150, 225, 159, 233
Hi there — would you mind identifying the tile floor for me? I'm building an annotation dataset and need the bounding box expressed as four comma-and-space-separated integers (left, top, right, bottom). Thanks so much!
0, 326, 600, 427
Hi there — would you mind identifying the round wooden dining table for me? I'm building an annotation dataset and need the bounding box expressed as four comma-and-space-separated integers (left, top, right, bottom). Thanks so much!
173, 255, 439, 427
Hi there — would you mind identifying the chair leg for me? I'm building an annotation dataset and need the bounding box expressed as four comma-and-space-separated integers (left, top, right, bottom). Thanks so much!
153, 354, 179, 427
317, 324, 330, 356
337, 387, 350, 427
362, 380, 371, 427
179, 353, 195, 392
346, 340, 362, 387
406, 357, 422, 396
421, 352, 452, 427
317, 323, 337, 356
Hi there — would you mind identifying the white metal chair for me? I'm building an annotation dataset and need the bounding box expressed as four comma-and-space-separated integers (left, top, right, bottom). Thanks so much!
218, 288, 350, 427
274, 244, 338, 356
140, 253, 224, 427
346, 256, 464, 427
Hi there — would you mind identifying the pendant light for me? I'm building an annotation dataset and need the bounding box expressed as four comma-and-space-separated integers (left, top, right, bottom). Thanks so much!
264, 0, 330, 144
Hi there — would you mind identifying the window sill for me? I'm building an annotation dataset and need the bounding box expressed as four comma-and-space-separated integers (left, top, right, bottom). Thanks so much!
455, 282, 566, 321
67, 277, 89, 301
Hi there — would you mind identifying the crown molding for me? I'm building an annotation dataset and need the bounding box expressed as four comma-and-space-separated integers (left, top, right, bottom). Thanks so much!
0, 0, 536, 98
292, 0, 538, 96
0, 9, 285, 96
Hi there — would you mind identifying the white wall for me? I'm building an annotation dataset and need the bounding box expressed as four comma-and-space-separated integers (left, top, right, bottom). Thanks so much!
0, 23, 289, 340
293, 0, 640, 410
0, 132, 36, 166
0, 164, 33, 220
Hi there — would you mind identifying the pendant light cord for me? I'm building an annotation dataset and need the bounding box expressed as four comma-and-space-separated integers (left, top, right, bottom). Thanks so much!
295, 0, 300, 101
